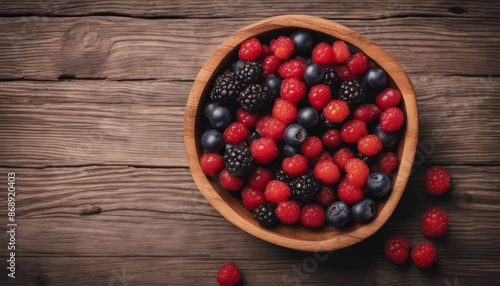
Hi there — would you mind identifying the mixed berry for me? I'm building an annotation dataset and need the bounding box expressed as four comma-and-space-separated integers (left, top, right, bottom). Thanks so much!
200, 30, 406, 230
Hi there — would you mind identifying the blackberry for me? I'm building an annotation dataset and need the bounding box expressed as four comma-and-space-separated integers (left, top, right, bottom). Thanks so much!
274, 169, 291, 184
253, 203, 278, 226
247, 130, 262, 146
322, 68, 340, 90
236, 61, 263, 85
290, 172, 320, 202
238, 84, 272, 113
223, 146, 256, 177
210, 70, 243, 106
357, 152, 378, 166
339, 80, 368, 107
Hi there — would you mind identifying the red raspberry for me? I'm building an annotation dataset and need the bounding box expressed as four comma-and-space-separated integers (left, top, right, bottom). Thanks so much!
316, 185, 336, 207
313, 160, 341, 184
282, 154, 308, 177
345, 158, 369, 187
260, 44, 273, 58
422, 208, 448, 238
272, 98, 298, 125
380, 107, 404, 132
341, 120, 368, 143
275, 201, 301, 224
236, 108, 261, 129
354, 104, 382, 124
300, 204, 325, 228
256, 115, 286, 141
334, 64, 358, 81
273, 36, 295, 60
247, 167, 273, 191
241, 186, 266, 210
280, 78, 307, 104
216, 262, 241, 286
223, 122, 250, 145
312, 42, 334, 65
200, 153, 225, 176
375, 152, 398, 173
278, 59, 306, 79
376, 88, 402, 110
300, 136, 323, 159
346, 52, 368, 75
357, 134, 383, 156
262, 55, 281, 77
219, 169, 245, 191
264, 180, 291, 203
411, 242, 437, 269
323, 100, 350, 123
322, 129, 342, 148
384, 235, 410, 264
238, 37, 262, 61
333, 147, 355, 171
308, 150, 332, 168
424, 166, 451, 196
337, 179, 364, 205
332, 40, 350, 63
250, 137, 279, 164
308, 84, 332, 110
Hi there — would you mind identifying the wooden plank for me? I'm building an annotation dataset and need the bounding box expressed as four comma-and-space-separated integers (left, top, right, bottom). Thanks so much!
0, 17, 499, 80
1, 76, 499, 167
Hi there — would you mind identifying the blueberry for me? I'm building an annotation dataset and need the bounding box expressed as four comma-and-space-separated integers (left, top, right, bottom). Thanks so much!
266, 75, 282, 96
304, 64, 325, 86
364, 68, 387, 90
232, 59, 245, 74
326, 201, 350, 227
201, 129, 224, 153
290, 31, 314, 54
284, 124, 308, 147
373, 124, 398, 147
366, 172, 391, 198
208, 106, 232, 129
203, 101, 219, 118
283, 144, 300, 157
297, 107, 319, 129
351, 198, 377, 223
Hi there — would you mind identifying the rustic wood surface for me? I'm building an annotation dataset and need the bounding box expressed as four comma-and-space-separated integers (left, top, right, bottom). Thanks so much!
0, 0, 499, 285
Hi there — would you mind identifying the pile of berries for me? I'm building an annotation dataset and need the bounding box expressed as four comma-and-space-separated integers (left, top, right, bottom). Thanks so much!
200, 30, 405, 229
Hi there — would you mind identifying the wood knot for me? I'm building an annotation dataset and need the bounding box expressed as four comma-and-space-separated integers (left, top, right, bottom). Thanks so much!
80, 206, 102, 216
448, 6, 468, 14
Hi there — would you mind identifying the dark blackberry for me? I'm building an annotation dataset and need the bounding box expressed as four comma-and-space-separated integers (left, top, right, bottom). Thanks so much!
322, 68, 340, 90
238, 84, 272, 113
357, 152, 378, 166
290, 172, 321, 202
253, 203, 278, 226
236, 61, 263, 85
210, 70, 243, 106
247, 130, 262, 146
339, 80, 368, 107
223, 146, 256, 177
274, 169, 291, 184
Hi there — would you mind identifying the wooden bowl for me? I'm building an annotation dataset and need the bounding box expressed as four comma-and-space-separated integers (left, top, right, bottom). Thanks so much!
184, 15, 418, 252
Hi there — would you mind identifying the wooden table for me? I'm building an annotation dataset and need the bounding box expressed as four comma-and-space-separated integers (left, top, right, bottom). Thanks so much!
0, 1, 499, 285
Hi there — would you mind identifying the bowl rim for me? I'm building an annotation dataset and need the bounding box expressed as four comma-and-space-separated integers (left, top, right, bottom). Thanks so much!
184, 15, 418, 252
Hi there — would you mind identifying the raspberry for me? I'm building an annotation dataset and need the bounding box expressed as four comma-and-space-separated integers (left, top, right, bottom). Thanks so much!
308, 150, 332, 168
312, 42, 334, 65
272, 98, 298, 125
357, 134, 383, 156
334, 64, 358, 81
422, 208, 448, 238
217, 262, 241, 286
411, 242, 437, 269
300, 136, 323, 159
247, 167, 273, 191
376, 88, 402, 110
273, 36, 295, 60
313, 159, 341, 184
375, 152, 398, 173
282, 154, 308, 177
341, 120, 368, 143
238, 37, 262, 61
256, 115, 286, 141
354, 104, 382, 124
384, 235, 410, 264
424, 166, 451, 196
250, 137, 279, 164
346, 52, 368, 75
200, 153, 225, 176
275, 201, 301, 224
265, 180, 292, 203
262, 55, 281, 77
278, 59, 306, 79
236, 108, 261, 129
308, 84, 332, 110
260, 44, 273, 58
219, 169, 245, 191
280, 78, 307, 104
323, 100, 350, 123
223, 122, 250, 145
345, 158, 370, 187
322, 129, 342, 148
316, 184, 336, 207
241, 186, 266, 210
380, 107, 404, 132
333, 147, 355, 171
300, 204, 325, 228
332, 40, 350, 63
337, 179, 364, 205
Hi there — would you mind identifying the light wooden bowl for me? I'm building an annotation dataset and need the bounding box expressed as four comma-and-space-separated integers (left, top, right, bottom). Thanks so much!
184, 15, 418, 252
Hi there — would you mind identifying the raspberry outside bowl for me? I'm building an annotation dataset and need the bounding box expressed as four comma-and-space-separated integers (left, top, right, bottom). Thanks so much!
184, 15, 418, 252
